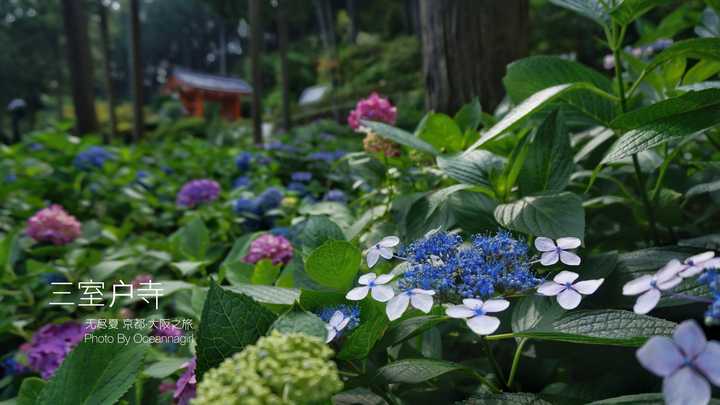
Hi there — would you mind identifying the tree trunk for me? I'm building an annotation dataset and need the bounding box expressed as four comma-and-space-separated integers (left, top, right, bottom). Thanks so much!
346, 0, 358, 43
129, 0, 144, 141
249, 0, 263, 145
61, 0, 99, 135
98, 0, 117, 143
277, 0, 292, 131
218, 19, 227, 75
420, 0, 529, 114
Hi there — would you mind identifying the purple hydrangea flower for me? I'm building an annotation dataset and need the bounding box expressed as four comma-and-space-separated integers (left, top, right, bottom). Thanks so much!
20, 322, 91, 379
174, 357, 196, 405
637, 320, 720, 405
176, 179, 220, 208
26, 205, 82, 245
152, 324, 183, 337
323, 189, 347, 203
243, 234, 294, 265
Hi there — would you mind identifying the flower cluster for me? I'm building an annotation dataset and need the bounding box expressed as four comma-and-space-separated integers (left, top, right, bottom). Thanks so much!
26, 204, 82, 245
323, 189, 347, 203
234, 187, 284, 230
235, 152, 253, 172
173, 357, 196, 405
176, 179, 220, 208
74, 146, 114, 170
347, 92, 397, 130
20, 322, 90, 379
233, 175, 251, 189
193, 331, 342, 405
243, 233, 294, 265
317, 304, 360, 342
699, 269, 720, 324
287, 171, 313, 196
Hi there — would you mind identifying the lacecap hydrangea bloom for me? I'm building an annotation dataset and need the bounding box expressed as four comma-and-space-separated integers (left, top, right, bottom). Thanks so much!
193, 331, 343, 405
26, 204, 82, 245
347, 92, 397, 130
698, 269, 720, 325
20, 322, 91, 379
316, 304, 361, 341
243, 234, 294, 265
73, 146, 114, 170
176, 179, 220, 208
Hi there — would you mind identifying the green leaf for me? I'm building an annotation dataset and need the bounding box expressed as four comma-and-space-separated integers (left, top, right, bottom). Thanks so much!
511, 296, 564, 335
360, 120, 440, 155
686, 179, 720, 198
549, 0, 610, 26
37, 327, 149, 405
227, 283, 301, 305
603, 89, 720, 162
454, 98, 483, 133
0, 231, 20, 280
174, 217, 210, 260
89, 259, 134, 281
142, 358, 191, 379
417, 113, 464, 153
436, 150, 506, 189
299, 216, 346, 255
375, 359, 466, 384
17, 377, 45, 405
378, 315, 447, 349
338, 299, 389, 360
333, 388, 389, 405
461, 392, 553, 405
219, 233, 256, 283
514, 310, 676, 346
270, 307, 327, 339
610, 0, 672, 26
646, 38, 720, 72
171, 260, 206, 276
250, 259, 281, 285
196, 282, 277, 379
494, 192, 585, 240
519, 110, 574, 195
305, 240, 361, 291
467, 83, 617, 151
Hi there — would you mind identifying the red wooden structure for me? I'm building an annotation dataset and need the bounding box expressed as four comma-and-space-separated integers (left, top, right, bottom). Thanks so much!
164, 68, 252, 121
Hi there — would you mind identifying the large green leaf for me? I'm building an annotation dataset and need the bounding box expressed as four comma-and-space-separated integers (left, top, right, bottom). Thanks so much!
196, 282, 277, 379
416, 113, 465, 153
603, 89, 720, 162
549, 0, 610, 26
454, 98, 483, 133
227, 283, 301, 305
378, 315, 448, 349
646, 38, 720, 72
461, 393, 553, 405
299, 216, 346, 255
36, 327, 149, 405
333, 388, 388, 405
519, 110, 574, 195
467, 83, 617, 151
436, 150, 506, 189
305, 240, 361, 291
494, 192, 585, 240
270, 307, 327, 340
360, 120, 439, 155
338, 299, 389, 360
17, 377, 45, 405
174, 217, 210, 260
610, 0, 672, 26
375, 359, 466, 384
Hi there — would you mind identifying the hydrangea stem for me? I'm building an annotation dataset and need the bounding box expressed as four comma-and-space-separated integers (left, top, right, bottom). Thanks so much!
507, 338, 528, 389
481, 337, 509, 391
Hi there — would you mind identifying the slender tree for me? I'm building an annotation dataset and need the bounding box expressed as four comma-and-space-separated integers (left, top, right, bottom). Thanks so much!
61, 0, 99, 135
129, 0, 144, 141
98, 0, 117, 142
277, 0, 291, 131
249, 0, 263, 144
419, 0, 529, 114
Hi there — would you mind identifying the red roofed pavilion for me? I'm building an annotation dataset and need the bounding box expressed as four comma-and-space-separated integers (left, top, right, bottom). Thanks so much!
164, 67, 252, 121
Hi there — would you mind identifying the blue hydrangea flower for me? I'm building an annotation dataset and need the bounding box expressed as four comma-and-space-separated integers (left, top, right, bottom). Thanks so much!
323, 189, 346, 203
4, 173, 16, 183
234, 198, 261, 215
316, 304, 360, 341
74, 146, 114, 170
233, 176, 251, 189
291, 172, 313, 182
287, 182, 307, 195
235, 152, 253, 172
1, 357, 25, 376
257, 187, 283, 211
309, 150, 345, 162
699, 268, 720, 325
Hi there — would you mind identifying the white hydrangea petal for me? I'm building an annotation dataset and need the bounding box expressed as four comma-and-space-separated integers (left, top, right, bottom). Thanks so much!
636, 336, 684, 377
559, 250, 582, 266
537, 281, 565, 296
686, 251, 715, 265
657, 259, 685, 281
695, 341, 720, 386
540, 251, 560, 266
375, 274, 394, 285
556, 237, 581, 250
386, 294, 410, 321
554, 271, 580, 284
337, 317, 350, 331
411, 288, 435, 296
657, 276, 682, 291
678, 265, 705, 278
482, 299, 510, 313
380, 236, 400, 247
663, 366, 711, 405
557, 288, 582, 310
370, 285, 395, 302
329, 311, 344, 327
446, 305, 474, 319
534, 237, 556, 252
410, 293, 434, 313
466, 315, 501, 335
462, 298, 484, 309
325, 326, 337, 343
345, 286, 369, 301
633, 288, 661, 314
358, 272, 377, 285
366, 248, 380, 268
573, 279, 604, 295
623, 275, 653, 296
673, 320, 707, 359
378, 246, 394, 260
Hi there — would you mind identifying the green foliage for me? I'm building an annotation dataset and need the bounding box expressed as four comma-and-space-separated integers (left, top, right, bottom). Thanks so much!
304, 240, 361, 292
494, 192, 585, 240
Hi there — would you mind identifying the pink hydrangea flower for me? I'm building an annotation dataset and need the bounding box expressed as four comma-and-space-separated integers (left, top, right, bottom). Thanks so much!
347, 92, 397, 130
243, 234, 294, 265
26, 205, 82, 245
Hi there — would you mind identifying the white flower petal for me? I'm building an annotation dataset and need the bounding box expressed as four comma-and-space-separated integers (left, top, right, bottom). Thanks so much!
375, 274, 394, 285
534, 237, 556, 252
410, 293, 434, 313
358, 272, 377, 285
553, 271, 580, 284
466, 315, 501, 335
482, 299, 510, 313
411, 288, 435, 296
633, 288, 661, 314
380, 236, 400, 247
386, 294, 410, 321
573, 278, 604, 295
325, 326, 337, 343
537, 281, 565, 296
540, 251, 560, 266
559, 250, 582, 266
557, 288, 582, 310
685, 251, 715, 265
446, 305, 474, 319
370, 285, 395, 302
556, 237, 581, 250
378, 246, 394, 260
462, 298, 484, 309
636, 336, 684, 377
695, 341, 720, 386
329, 311, 344, 327
337, 317, 350, 331
673, 320, 707, 359
623, 275, 653, 296
657, 276, 682, 291
663, 366, 711, 405
366, 249, 380, 268
345, 286, 369, 301
657, 259, 685, 281
678, 265, 705, 278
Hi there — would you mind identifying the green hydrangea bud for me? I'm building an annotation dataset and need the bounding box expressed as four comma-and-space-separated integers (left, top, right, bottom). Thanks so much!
193, 331, 343, 405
